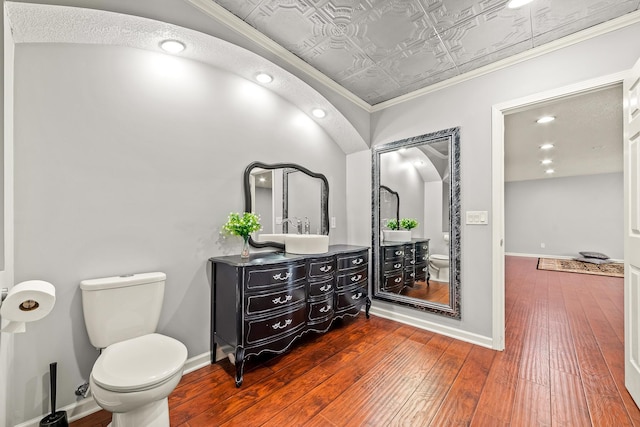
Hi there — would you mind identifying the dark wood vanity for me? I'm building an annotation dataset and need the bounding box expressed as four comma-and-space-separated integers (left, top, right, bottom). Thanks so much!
210, 245, 370, 386
380, 239, 430, 293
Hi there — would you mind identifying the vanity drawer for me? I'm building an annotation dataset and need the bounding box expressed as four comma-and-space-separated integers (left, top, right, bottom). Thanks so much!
383, 273, 403, 292
415, 252, 429, 263
245, 303, 306, 345
337, 251, 368, 271
308, 278, 334, 299
383, 259, 404, 272
404, 267, 416, 286
336, 267, 368, 289
383, 246, 405, 259
245, 262, 306, 290
308, 257, 336, 278
335, 285, 367, 311
245, 283, 306, 316
415, 263, 428, 281
308, 297, 333, 322
404, 244, 416, 258
415, 242, 429, 256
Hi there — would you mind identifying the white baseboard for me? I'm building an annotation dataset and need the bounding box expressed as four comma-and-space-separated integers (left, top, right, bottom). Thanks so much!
367, 307, 494, 349
14, 350, 214, 427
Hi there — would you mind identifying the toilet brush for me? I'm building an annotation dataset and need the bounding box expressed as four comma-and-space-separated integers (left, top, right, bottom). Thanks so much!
39, 362, 68, 427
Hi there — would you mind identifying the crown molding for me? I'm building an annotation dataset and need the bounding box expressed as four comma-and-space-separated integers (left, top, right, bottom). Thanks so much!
185, 0, 372, 112
371, 9, 640, 112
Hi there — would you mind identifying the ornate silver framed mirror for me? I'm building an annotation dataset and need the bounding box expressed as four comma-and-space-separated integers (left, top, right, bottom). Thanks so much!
372, 127, 461, 318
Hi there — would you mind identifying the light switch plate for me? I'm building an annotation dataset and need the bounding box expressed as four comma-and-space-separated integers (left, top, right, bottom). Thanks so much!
466, 211, 489, 225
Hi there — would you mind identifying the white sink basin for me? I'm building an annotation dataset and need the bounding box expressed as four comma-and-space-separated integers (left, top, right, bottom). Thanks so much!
383, 230, 412, 242
285, 234, 329, 254
256, 233, 287, 244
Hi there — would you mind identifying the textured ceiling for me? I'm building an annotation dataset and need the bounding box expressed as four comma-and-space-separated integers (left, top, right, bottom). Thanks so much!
504, 85, 623, 182
213, 0, 640, 105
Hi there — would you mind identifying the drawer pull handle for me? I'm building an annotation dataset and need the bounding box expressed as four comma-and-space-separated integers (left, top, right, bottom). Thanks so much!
409, 260, 415, 265
352, 292, 363, 300
410, 273, 415, 278
394, 263, 402, 268
320, 284, 332, 292
273, 272, 292, 281
319, 305, 331, 313
394, 277, 402, 283
352, 258, 364, 265
410, 249, 415, 253
423, 245, 428, 249
319, 265, 332, 272
272, 295, 293, 305
272, 319, 292, 330
394, 251, 403, 256
422, 267, 428, 272
422, 256, 428, 260
351, 274, 363, 282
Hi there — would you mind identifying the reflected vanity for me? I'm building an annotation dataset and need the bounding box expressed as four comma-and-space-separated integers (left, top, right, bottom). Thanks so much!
372, 127, 461, 319
209, 162, 370, 387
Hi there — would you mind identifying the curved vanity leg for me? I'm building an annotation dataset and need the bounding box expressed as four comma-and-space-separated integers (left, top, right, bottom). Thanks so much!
235, 346, 245, 388
365, 297, 371, 319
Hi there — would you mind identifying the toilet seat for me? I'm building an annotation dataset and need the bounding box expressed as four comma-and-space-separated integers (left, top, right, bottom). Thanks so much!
92, 333, 187, 393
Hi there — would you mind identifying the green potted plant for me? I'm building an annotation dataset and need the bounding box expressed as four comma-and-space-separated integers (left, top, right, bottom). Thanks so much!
400, 218, 419, 231
223, 212, 261, 258
386, 218, 400, 230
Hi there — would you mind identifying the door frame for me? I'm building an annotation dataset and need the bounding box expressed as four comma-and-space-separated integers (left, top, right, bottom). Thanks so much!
491, 71, 627, 351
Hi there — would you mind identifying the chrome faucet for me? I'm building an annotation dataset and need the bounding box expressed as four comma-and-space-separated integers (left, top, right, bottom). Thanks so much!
281, 217, 302, 234
303, 217, 311, 234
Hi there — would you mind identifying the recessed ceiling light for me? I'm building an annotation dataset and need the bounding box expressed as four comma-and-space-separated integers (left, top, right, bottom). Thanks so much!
541, 159, 552, 165
311, 108, 326, 118
540, 143, 555, 150
545, 169, 555, 174
507, 0, 534, 8
536, 116, 555, 124
256, 73, 273, 84
259, 177, 266, 182
160, 40, 185, 54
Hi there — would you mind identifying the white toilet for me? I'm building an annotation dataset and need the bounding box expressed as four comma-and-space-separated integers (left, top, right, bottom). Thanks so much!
80, 272, 187, 427
429, 233, 450, 283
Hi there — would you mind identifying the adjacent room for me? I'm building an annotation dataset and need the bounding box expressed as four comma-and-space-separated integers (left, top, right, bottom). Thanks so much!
1, 0, 640, 426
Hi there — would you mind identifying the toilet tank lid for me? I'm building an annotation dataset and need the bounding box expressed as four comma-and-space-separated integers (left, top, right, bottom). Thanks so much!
80, 272, 166, 291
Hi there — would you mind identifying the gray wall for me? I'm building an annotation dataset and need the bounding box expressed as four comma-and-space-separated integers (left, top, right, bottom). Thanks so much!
505, 173, 623, 259
12, 42, 348, 423
348, 22, 640, 338
379, 151, 424, 238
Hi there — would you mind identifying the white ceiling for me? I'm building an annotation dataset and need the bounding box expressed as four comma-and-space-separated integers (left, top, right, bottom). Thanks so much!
212, 0, 640, 105
504, 84, 623, 182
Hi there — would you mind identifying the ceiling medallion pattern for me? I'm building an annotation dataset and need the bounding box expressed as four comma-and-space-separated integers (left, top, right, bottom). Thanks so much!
213, 0, 640, 105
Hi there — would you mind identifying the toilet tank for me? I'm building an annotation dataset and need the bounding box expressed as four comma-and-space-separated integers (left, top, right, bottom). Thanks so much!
80, 272, 166, 349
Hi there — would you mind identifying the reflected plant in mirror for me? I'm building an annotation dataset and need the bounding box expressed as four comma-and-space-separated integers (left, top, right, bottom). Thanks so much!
372, 127, 461, 319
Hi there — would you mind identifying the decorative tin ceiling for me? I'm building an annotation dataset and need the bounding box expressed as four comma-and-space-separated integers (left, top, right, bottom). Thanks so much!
213, 0, 640, 105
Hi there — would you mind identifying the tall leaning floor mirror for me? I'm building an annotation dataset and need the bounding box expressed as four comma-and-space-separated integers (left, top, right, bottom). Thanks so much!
372, 127, 461, 319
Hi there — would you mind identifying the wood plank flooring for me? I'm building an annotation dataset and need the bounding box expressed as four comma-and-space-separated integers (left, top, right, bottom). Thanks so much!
71, 256, 640, 426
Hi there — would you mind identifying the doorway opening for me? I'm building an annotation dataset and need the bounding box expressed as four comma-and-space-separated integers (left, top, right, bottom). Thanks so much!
491, 71, 627, 351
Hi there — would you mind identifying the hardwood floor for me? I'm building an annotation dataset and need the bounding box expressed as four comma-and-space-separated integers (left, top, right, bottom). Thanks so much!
401, 279, 449, 304
71, 256, 640, 426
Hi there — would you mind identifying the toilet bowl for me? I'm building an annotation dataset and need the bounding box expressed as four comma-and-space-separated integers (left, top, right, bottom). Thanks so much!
80, 273, 187, 427
90, 333, 187, 425
429, 254, 450, 283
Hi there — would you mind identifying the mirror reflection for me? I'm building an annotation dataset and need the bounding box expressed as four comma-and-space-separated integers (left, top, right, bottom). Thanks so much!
372, 128, 460, 318
244, 162, 329, 250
